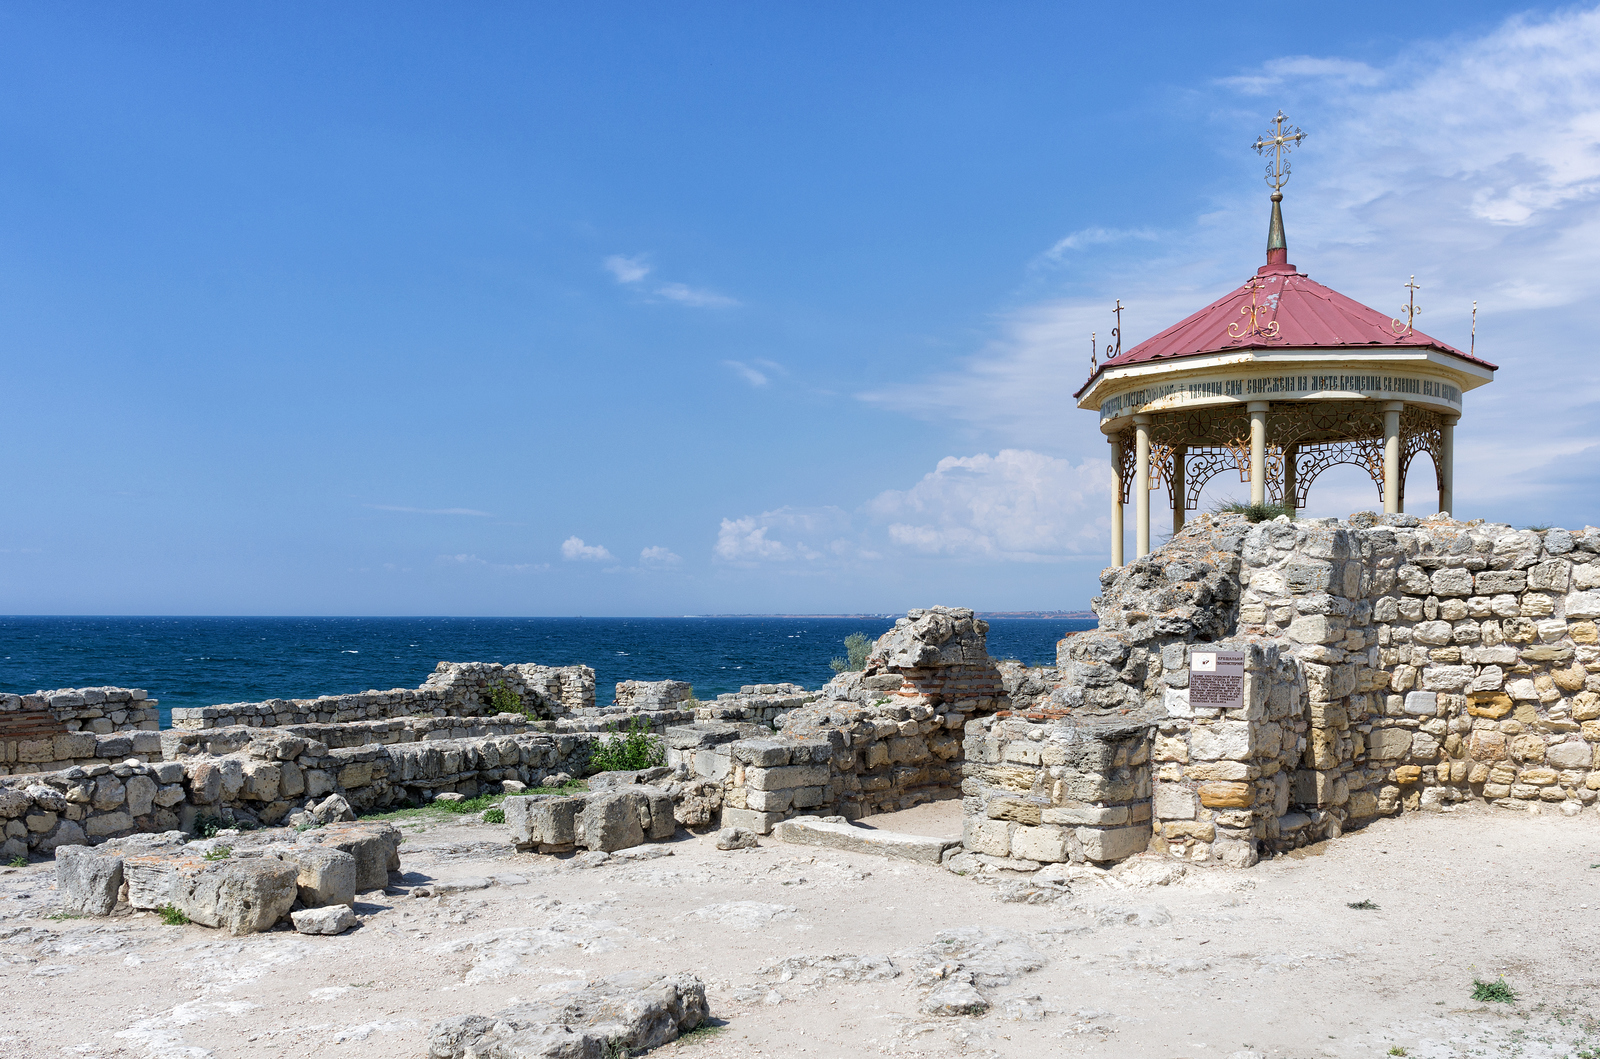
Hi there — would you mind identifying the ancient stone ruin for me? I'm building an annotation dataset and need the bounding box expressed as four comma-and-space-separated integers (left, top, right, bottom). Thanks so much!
7, 513, 1600, 1050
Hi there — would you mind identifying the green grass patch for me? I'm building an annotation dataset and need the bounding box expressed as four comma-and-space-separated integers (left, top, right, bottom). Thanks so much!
481, 807, 505, 824
202, 846, 232, 861
1214, 500, 1294, 522
6, 855, 26, 868
46, 910, 85, 921
1347, 899, 1379, 910
158, 904, 190, 926
588, 717, 666, 773
1472, 977, 1516, 1004
1388, 1048, 1408, 1057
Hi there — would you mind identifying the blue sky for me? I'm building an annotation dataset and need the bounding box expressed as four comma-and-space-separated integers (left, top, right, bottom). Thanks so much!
2, 2, 1595, 616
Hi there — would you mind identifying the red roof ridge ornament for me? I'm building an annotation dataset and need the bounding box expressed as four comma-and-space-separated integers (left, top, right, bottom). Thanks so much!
1252, 110, 1306, 272
1227, 277, 1280, 340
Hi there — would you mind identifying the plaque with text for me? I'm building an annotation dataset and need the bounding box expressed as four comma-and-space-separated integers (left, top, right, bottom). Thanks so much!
1189, 650, 1245, 709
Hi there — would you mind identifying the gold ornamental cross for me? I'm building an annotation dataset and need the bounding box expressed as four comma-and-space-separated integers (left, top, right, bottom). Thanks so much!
1253, 110, 1307, 192
1229, 279, 1280, 340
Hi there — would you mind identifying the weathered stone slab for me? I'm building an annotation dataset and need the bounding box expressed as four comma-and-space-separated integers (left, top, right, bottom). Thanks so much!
280, 846, 358, 908
291, 904, 358, 935
773, 817, 958, 864
297, 822, 400, 892
55, 845, 124, 915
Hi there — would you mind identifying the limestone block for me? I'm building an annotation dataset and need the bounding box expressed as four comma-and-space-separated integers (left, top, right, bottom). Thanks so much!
91, 776, 126, 811
178, 858, 299, 935
1477, 570, 1528, 594
1546, 741, 1594, 770
1569, 592, 1600, 620
962, 817, 1012, 857
299, 823, 401, 891
1289, 614, 1338, 644
1008, 824, 1069, 864
0, 790, 26, 819
1431, 568, 1474, 597
1367, 729, 1414, 761
304, 769, 335, 799
1198, 781, 1252, 809
1403, 692, 1438, 716
1189, 722, 1251, 762
1507, 678, 1541, 700
281, 847, 358, 908
1413, 621, 1454, 646
1519, 767, 1560, 785
154, 783, 186, 808
1076, 825, 1148, 863
1042, 804, 1130, 826
1422, 666, 1473, 692
1510, 735, 1546, 763
582, 792, 646, 852
1469, 692, 1514, 719
55, 845, 124, 915
291, 905, 357, 935
1152, 784, 1196, 820
85, 811, 133, 837
125, 775, 157, 817
745, 787, 792, 813
744, 765, 829, 791
720, 807, 785, 834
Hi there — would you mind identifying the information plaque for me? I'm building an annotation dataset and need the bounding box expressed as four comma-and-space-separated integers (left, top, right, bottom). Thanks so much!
1188, 650, 1245, 709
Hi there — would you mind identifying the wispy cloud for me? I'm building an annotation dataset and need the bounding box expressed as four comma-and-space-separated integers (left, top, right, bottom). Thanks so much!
604, 253, 738, 308
656, 282, 738, 308
1218, 56, 1383, 95
561, 536, 615, 562
721, 360, 769, 387
437, 554, 549, 574
604, 254, 651, 283
368, 505, 492, 517
640, 545, 683, 566
1036, 226, 1159, 264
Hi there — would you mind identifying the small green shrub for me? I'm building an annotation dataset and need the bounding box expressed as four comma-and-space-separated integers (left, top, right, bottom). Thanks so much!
158, 904, 190, 926
588, 717, 666, 773
195, 814, 227, 839
6, 855, 26, 868
527, 779, 588, 796
203, 846, 232, 861
829, 632, 873, 674
1214, 500, 1294, 523
1388, 1048, 1408, 1057
482, 807, 506, 824
1471, 977, 1516, 1003
46, 910, 84, 921
487, 681, 533, 718
1347, 899, 1379, 910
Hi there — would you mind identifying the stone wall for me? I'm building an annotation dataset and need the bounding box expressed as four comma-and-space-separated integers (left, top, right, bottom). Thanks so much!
960, 512, 1600, 870
695, 683, 819, 727
169, 662, 595, 731
671, 608, 1010, 834
1, 687, 162, 777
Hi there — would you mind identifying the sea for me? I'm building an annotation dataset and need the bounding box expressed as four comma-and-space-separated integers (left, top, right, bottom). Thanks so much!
0, 616, 1097, 729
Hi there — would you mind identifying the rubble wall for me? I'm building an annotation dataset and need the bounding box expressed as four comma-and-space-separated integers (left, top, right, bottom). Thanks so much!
168, 662, 595, 731
1, 688, 163, 776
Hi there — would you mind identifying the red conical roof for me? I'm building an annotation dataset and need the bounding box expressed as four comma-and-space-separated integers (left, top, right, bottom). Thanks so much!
1075, 260, 1496, 398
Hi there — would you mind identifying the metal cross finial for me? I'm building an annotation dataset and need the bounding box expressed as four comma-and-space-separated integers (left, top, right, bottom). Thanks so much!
1102, 301, 1125, 361
1228, 278, 1280, 340
1391, 275, 1422, 337
1471, 300, 1478, 356
1252, 110, 1307, 192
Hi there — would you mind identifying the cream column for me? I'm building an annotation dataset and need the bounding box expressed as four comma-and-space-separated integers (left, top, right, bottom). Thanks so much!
1172, 444, 1187, 535
1247, 401, 1269, 506
1383, 401, 1404, 514
1134, 414, 1152, 558
1109, 434, 1125, 567
1440, 414, 1457, 516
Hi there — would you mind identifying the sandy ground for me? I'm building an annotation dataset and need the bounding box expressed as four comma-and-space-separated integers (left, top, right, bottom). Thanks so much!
4, 801, 1600, 1059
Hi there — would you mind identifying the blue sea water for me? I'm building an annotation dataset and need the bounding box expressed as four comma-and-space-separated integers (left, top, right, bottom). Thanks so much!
0, 616, 1097, 728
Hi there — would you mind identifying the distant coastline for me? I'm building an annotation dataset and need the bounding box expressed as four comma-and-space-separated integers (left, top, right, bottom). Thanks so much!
688, 611, 1096, 620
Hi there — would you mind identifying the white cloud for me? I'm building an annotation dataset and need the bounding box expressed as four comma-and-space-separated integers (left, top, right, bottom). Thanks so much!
640, 546, 682, 566
1036, 227, 1158, 263
862, 7, 1600, 529
368, 505, 492, 517
713, 507, 848, 564
868, 449, 1110, 561
560, 536, 615, 562
656, 282, 738, 308
722, 360, 769, 387
604, 254, 651, 284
